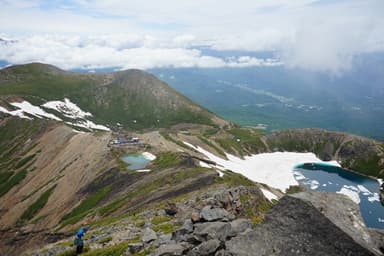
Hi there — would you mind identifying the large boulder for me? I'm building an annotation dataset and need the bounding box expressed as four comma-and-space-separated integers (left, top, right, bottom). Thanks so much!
187, 239, 221, 256
199, 206, 234, 222
142, 228, 158, 244
194, 222, 233, 242
226, 195, 377, 256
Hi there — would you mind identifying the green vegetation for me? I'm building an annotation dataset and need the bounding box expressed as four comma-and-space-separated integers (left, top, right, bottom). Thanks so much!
97, 236, 112, 244
198, 136, 225, 156
151, 152, 180, 170
14, 154, 36, 169
60, 185, 112, 227
82, 242, 129, 256
239, 193, 273, 227
0, 64, 93, 99
286, 185, 304, 194
160, 132, 189, 149
19, 185, 56, 222
215, 171, 255, 187
99, 167, 207, 216
56, 245, 90, 256
0, 169, 28, 197
110, 149, 128, 171
152, 223, 175, 234
151, 215, 172, 225
0, 171, 14, 183
203, 127, 220, 137
215, 127, 265, 156
350, 154, 383, 178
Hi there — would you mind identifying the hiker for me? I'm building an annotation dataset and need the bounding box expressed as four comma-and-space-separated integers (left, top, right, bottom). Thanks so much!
74, 226, 88, 254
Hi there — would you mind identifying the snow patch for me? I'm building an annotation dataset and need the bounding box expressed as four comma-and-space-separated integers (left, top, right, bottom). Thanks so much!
0, 105, 32, 119
66, 120, 110, 131
142, 152, 156, 161
199, 161, 212, 169
136, 169, 151, 173
42, 98, 92, 119
260, 188, 278, 201
10, 101, 61, 121
183, 141, 339, 192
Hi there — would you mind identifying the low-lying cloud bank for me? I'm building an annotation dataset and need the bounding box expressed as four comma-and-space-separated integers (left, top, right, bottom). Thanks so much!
0, 35, 281, 71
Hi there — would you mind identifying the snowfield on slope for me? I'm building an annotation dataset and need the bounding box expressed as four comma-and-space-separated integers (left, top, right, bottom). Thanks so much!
184, 142, 340, 192
0, 99, 110, 131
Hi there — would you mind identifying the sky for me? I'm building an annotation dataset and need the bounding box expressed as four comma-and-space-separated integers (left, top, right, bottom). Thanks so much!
0, 0, 383, 73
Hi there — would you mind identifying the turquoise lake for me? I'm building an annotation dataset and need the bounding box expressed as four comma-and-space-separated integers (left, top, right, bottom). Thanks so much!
121, 154, 151, 170
294, 163, 384, 229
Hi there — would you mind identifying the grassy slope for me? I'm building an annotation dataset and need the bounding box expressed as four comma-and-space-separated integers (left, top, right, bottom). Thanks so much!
0, 63, 215, 130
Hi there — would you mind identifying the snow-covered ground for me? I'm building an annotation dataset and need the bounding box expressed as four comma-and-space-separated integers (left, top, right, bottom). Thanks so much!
184, 141, 340, 192
11, 101, 62, 121
42, 98, 92, 119
0, 99, 110, 131
260, 188, 278, 201
142, 152, 156, 161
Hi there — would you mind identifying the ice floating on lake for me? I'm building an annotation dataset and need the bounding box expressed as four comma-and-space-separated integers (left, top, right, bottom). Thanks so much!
337, 186, 361, 204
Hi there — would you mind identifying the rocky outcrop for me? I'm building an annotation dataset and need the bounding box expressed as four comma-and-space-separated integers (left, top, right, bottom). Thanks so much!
29, 188, 384, 256
151, 192, 382, 256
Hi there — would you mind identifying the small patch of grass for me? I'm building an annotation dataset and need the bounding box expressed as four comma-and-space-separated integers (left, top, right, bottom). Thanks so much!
97, 236, 112, 244
160, 132, 190, 149
0, 168, 28, 197
215, 170, 255, 187
152, 223, 175, 234
14, 154, 36, 169
60, 185, 112, 227
56, 245, 90, 256
0, 171, 14, 184
19, 185, 56, 222
286, 185, 304, 194
151, 215, 172, 225
198, 136, 225, 156
151, 152, 180, 170
203, 127, 220, 137
111, 149, 128, 172
82, 242, 129, 256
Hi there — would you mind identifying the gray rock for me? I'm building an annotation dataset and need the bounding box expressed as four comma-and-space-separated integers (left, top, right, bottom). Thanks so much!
172, 219, 196, 243
142, 228, 158, 243
200, 206, 234, 222
158, 234, 173, 245
152, 243, 186, 256
182, 219, 194, 233
226, 195, 376, 256
126, 243, 144, 254
194, 222, 232, 242
188, 239, 221, 256
230, 218, 252, 236
215, 249, 226, 256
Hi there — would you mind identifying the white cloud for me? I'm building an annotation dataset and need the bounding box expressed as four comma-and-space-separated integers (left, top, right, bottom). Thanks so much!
0, 34, 281, 69
0, 0, 383, 72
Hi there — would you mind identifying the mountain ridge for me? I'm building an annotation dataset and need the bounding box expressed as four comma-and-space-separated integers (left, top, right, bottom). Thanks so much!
0, 63, 383, 255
